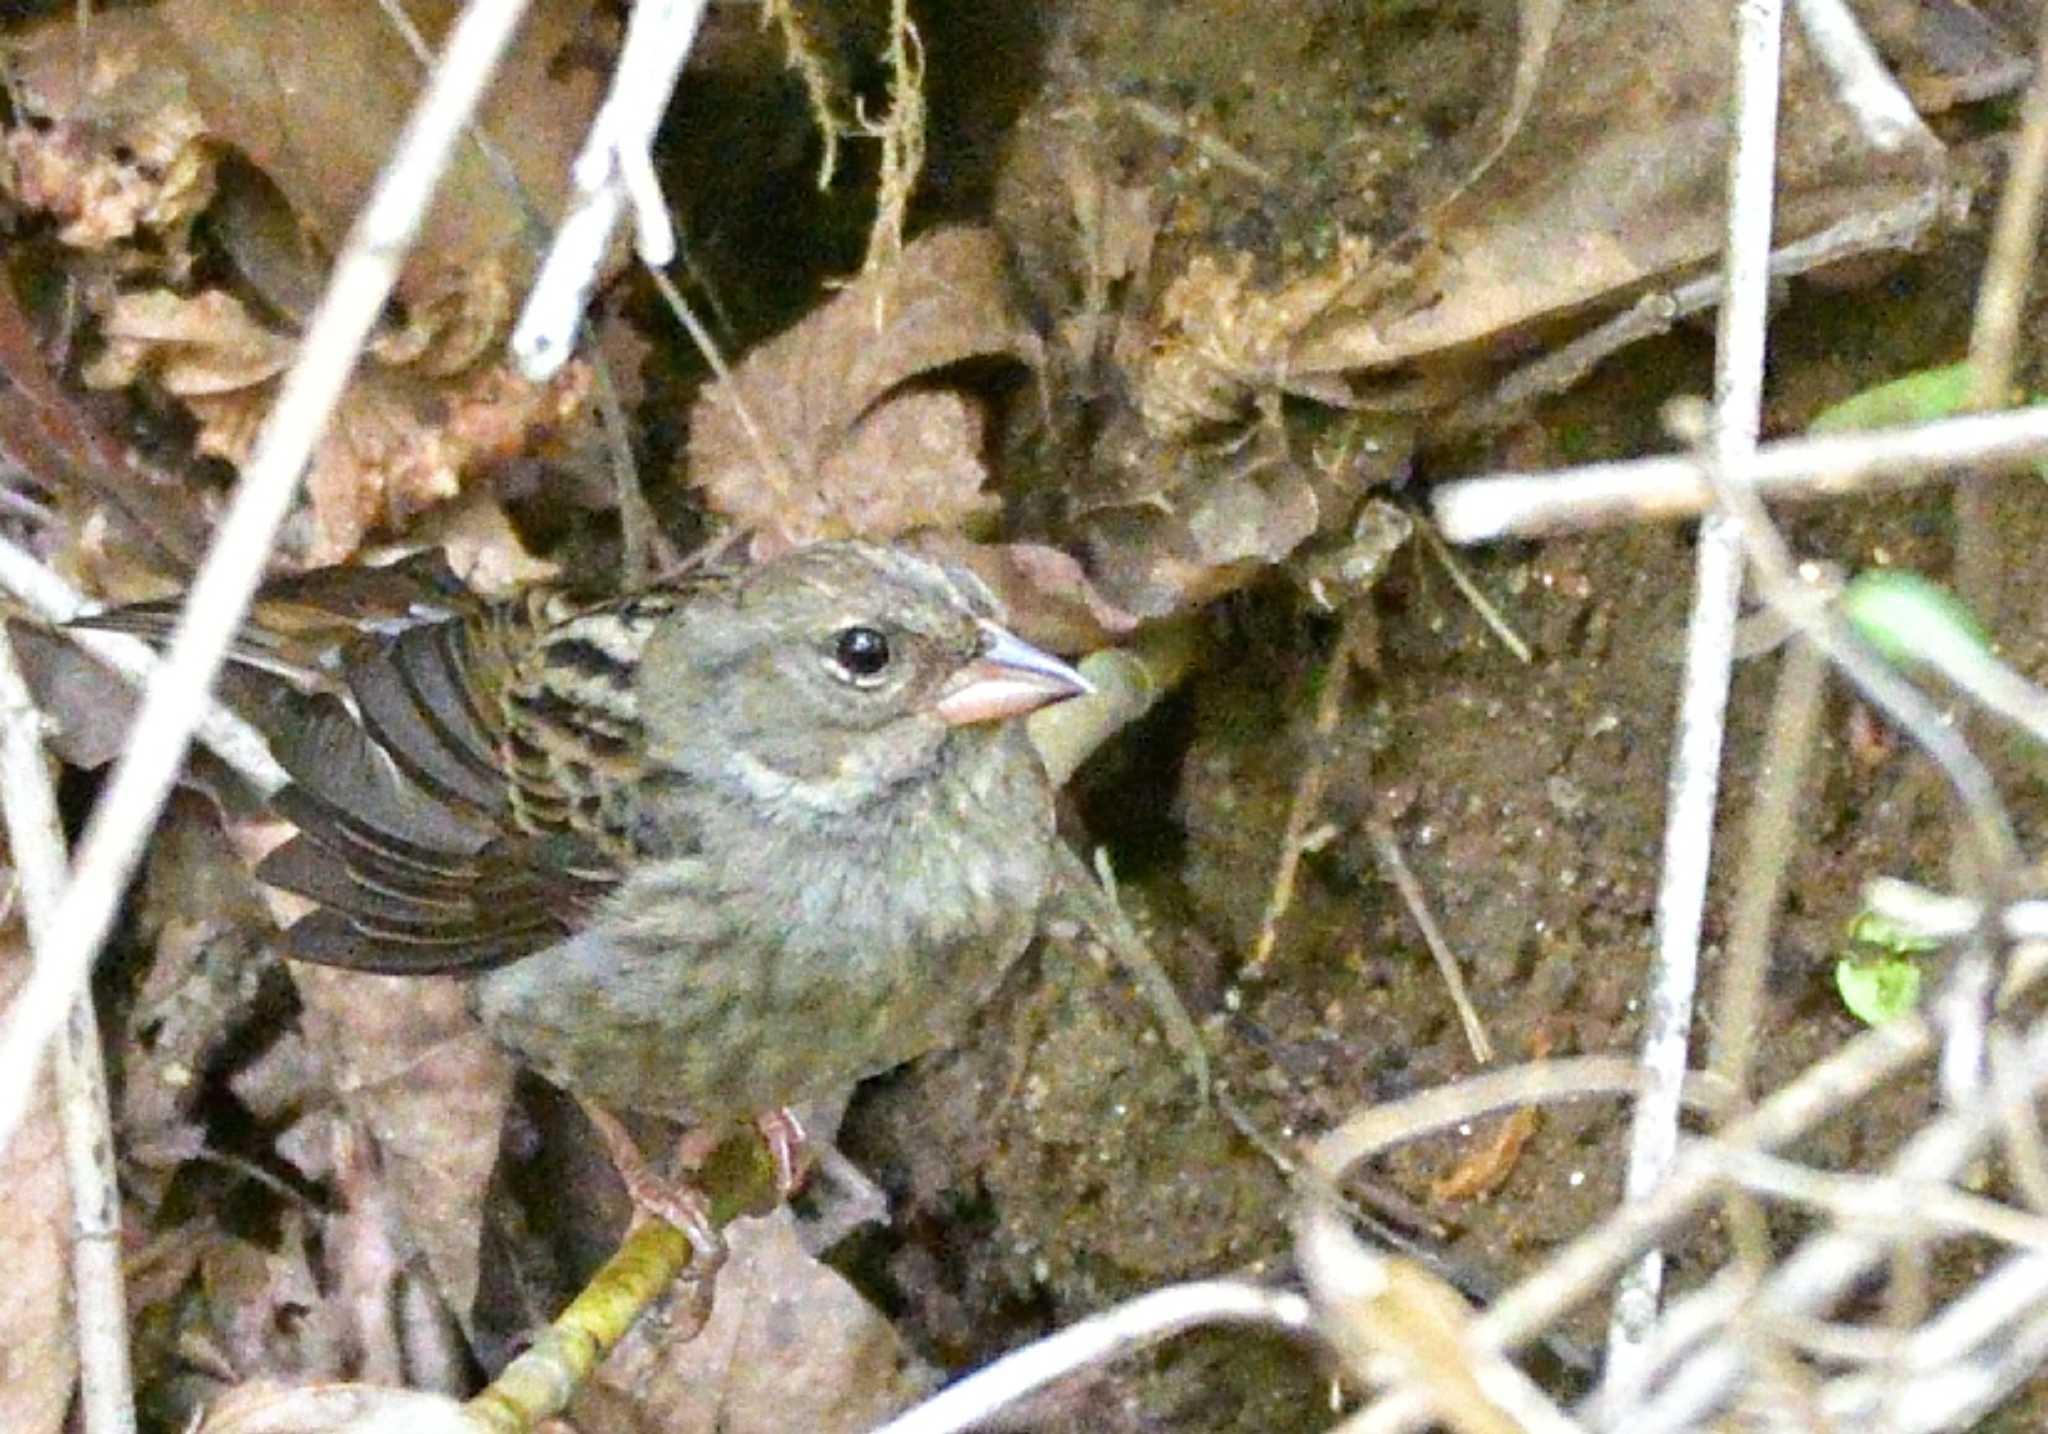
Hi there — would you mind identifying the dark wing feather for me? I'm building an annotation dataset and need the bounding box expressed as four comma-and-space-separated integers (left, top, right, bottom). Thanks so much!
70, 564, 718, 975
249, 589, 634, 974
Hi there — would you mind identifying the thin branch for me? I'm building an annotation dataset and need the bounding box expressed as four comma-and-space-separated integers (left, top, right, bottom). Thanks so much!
1815, 1253, 2048, 1430
0, 0, 534, 1165
512, 0, 711, 378
1442, 186, 1954, 437
1341, 1008, 1957, 1434
1609, 0, 1785, 1375
1616, 1004, 2048, 1431
1660, 396, 2021, 896
1955, 0, 2048, 621
866, 1282, 1313, 1434
0, 531, 286, 795
1691, 1140, 2048, 1251
1707, 636, 1825, 1097
1306, 1055, 1735, 1188
1788, 0, 1941, 155
0, 623, 134, 1434
1365, 817, 1492, 1064
1431, 403, 2048, 543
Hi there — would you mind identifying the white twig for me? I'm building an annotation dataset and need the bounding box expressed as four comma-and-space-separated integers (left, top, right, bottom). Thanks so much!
1615, 1006, 2048, 1431
1817, 1254, 2048, 1430
866, 1281, 1313, 1434
0, 532, 286, 795
0, 625, 134, 1434
1789, 0, 1940, 154
1863, 877, 2048, 944
1608, 0, 1784, 1377
512, 0, 711, 378
0, 0, 534, 1165
1690, 1139, 2048, 1250
1430, 404, 2048, 543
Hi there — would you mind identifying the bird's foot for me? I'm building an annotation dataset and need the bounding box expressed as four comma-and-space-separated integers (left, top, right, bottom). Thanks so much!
577, 1098, 727, 1275
754, 1106, 811, 1199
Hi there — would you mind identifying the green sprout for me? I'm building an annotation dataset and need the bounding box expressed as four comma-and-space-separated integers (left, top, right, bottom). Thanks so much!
1833, 909, 1938, 1026
1809, 362, 2048, 481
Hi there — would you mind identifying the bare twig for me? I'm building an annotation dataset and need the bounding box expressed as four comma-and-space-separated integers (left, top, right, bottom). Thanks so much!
0, 531, 287, 795
1244, 632, 1350, 981
1955, 0, 2048, 622
1817, 1254, 2048, 1431
1307, 1055, 1735, 1188
1365, 818, 1492, 1064
0, 0, 534, 1164
1416, 520, 1532, 664
646, 264, 794, 498
1708, 636, 1825, 1103
1660, 397, 2020, 895
513, 0, 712, 378
1443, 187, 1955, 437
867, 1281, 1314, 1434
1991, 1030, 2048, 1214
1612, 995, 2048, 1431
1341, 1005, 1958, 1434
1692, 1140, 2048, 1251
1431, 404, 2048, 543
0, 624, 134, 1434
1789, 0, 1941, 155
1609, 0, 1785, 1375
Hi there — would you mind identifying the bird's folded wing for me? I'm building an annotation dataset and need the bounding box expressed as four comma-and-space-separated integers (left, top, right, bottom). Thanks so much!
76, 566, 628, 974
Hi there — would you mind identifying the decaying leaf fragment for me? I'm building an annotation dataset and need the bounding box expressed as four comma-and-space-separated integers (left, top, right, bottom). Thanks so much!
77, 286, 591, 566
0, 927, 75, 1434
1, 31, 216, 254
3, 0, 609, 568
688, 226, 1042, 555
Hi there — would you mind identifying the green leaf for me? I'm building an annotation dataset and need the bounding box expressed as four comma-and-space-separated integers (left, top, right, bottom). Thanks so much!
1839, 570, 1990, 669
1834, 954, 1923, 1026
1842, 908, 1943, 958
1808, 361, 2048, 479
1808, 362, 1979, 433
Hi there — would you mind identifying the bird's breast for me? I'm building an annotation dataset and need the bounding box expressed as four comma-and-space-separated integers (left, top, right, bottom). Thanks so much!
472, 735, 1057, 1121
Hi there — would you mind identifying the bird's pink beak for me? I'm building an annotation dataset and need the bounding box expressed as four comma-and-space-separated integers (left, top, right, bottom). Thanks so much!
931, 622, 1093, 726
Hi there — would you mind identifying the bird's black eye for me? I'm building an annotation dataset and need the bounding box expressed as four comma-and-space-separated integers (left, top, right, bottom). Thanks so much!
832, 625, 892, 679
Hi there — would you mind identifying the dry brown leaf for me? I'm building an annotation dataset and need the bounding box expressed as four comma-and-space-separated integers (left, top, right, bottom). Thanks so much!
408, 491, 564, 598
121, 799, 280, 1178
85, 289, 293, 396
689, 226, 1040, 552
200, 1214, 334, 1380
592, 1208, 938, 1434
194, 1381, 471, 1434
0, 924, 76, 1434
181, 360, 590, 567
287, 964, 513, 1320
1288, 0, 1953, 376
908, 532, 1139, 653
7, 1, 609, 566
2, 31, 215, 252
1076, 440, 1328, 620
1134, 238, 1399, 441
8, 0, 606, 320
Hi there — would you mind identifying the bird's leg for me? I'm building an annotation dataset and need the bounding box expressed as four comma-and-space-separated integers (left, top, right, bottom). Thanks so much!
754, 1106, 810, 1198
576, 1097, 725, 1272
